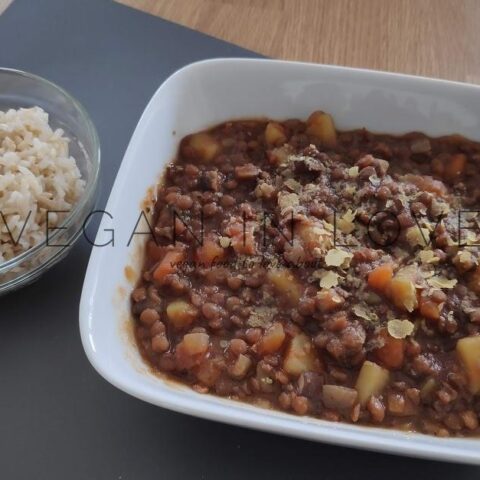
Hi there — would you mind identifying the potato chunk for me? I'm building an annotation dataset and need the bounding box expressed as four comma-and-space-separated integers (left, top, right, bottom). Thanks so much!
180, 332, 210, 356
322, 385, 358, 410
420, 377, 437, 401
265, 122, 287, 146
258, 322, 286, 355
403, 174, 447, 197
283, 333, 318, 376
195, 359, 221, 386
387, 267, 418, 312
468, 266, 480, 295
229, 354, 252, 379
355, 360, 390, 406
267, 268, 302, 306
176, 332, 210, 369
456, 336, 480, 394
153, 250, 185, 283
166, 300, 198, 329
306, 111, 337, 147
196, 239, 226, 265
296, 221, 333, 252
188, 132, 220, 162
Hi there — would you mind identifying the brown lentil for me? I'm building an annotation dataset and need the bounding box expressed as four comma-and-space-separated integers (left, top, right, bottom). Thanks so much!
132, 112, 480, 437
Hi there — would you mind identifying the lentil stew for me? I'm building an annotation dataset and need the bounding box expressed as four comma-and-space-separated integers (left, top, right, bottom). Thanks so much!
131, 111, 480, 437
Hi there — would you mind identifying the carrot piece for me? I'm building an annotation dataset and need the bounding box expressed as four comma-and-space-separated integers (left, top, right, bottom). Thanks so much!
368, 264, 394, 292
374, 329, 405, 369
153, 250, 185, 282
226, 221, 256, 255
444, 153, 467, 181
419, 298, 442, 321
147, 240, 164, 262
231, 230, 256, 255
316, 289, 344, 312
196, 239, 226, 265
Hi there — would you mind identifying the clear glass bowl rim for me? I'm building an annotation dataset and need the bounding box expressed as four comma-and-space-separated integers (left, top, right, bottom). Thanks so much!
0, 67, 101, 275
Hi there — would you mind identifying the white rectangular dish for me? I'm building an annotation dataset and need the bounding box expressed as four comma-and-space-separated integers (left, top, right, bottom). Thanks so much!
79, 58, 480, 464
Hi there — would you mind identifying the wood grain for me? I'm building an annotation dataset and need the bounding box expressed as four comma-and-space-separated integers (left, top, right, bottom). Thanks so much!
1, 0, 478, 84
116, 0, 480, 84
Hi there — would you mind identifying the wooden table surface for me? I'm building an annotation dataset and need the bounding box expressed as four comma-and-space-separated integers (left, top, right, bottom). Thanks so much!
2, 0, 479, 84
116, 0, 480, 85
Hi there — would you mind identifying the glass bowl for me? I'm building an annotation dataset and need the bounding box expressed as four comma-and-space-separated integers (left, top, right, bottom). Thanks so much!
0, 68, 100, 295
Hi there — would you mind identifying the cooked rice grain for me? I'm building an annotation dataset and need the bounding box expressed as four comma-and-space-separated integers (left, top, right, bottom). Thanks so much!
0, 107, 85, 263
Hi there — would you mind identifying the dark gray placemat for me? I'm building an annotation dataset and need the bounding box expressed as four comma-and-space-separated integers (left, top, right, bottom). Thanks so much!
0, 0, 477, 479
